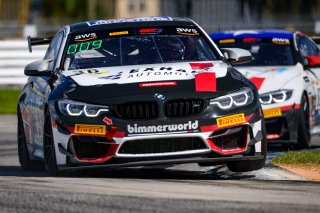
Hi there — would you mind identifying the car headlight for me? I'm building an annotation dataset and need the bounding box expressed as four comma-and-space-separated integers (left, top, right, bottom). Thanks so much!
58, 100, 109, 117
259, 90, 292, 105
210, 87, 254, 110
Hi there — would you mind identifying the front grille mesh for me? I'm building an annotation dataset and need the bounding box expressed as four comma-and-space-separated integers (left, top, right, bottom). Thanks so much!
210, 126, 247, 149
117, 102, 158, 119
265, 118, 284, 134
165, 99, 205, 117
118, 137, 207, 154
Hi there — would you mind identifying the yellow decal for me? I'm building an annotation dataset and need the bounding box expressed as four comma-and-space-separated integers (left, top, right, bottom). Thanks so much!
109, 31, 129, 36
263, 108, 282, 119
74, 124, 106, 135
216, 113, 246, 128
219, 39, 235, 44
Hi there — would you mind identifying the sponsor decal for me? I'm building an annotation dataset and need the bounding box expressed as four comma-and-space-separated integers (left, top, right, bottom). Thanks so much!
109, 31, 129, 36
139, 28, 163, 34
87, 17, 172, 26
195, 72, 216, 92
263, 108, 282, 119
127, 121, 199, 134
74, 124, 106, 135
98, 71, 123, 80
103, 117, 113, 125
75, 33, 97, 42
176, 28, 199, 36
272, 38, 290, 45
249, 77, 265, 90
219, 39, 235, 44
139, 81, 177, 87
127, 67, 189, 78
276, 67, 288, 73
242, 38, 260, 43
70, 69, 109, 76
216, 113, 246, 128
190, 62, 213, 70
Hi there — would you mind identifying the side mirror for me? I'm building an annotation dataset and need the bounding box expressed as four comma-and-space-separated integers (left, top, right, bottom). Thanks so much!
24, 59, 53, 76
304, 56, 320, 68
220, 48, 253, 65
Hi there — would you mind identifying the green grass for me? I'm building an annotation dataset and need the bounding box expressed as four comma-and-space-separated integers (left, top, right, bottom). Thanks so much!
272, 150, 320, 166
0, 89, 20, 114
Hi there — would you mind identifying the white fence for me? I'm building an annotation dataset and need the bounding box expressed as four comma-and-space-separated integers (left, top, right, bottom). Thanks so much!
0, 40, 47, 85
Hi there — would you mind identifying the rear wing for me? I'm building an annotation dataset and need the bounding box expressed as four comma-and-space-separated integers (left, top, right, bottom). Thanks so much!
27, 36, 52, 52
311, 36, 320, 45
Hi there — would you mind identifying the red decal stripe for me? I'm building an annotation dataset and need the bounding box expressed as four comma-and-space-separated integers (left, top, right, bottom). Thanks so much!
195, 72, 216, 92
75, 144, 119, 163
139, 81, 177, 88
243, 38, 259, 43
139, 28, 160, 33
114, 131, 125, 138
280, 104, 300, 111
190, 62, 213, 70
249, 77, 265, 90
267, 134, 281, 140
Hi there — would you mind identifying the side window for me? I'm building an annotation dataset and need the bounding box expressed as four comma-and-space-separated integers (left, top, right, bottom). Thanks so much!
44, 32, 63, 61
298, 36, 319, 57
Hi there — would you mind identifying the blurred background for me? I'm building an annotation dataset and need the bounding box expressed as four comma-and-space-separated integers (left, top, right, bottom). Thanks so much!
1, 0, 320, 85
1, 0, 320, 38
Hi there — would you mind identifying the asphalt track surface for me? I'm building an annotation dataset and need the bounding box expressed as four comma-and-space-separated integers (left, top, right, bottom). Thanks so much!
1, 115, 320, 213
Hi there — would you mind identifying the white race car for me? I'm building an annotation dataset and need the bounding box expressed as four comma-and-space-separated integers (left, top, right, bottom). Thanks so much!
210, 30, 320, 148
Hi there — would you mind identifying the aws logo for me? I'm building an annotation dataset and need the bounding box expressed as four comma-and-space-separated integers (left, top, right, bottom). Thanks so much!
176, 28, 199, 36
75, 33, 97, 42
272, 37, 290, 45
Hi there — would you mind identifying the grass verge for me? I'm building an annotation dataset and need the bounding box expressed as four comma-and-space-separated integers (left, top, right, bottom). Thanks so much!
0, 89, 20, 114
272, 150, 320, 166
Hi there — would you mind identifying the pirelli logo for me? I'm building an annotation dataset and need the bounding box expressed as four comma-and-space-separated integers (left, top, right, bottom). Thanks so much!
263, 108, 282, 119
74, 124, 106, 135
216, 113, 246, 128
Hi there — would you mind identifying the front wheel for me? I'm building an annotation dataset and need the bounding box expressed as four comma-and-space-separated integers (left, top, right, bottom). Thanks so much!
296, 95, 310, 149
43, 110, 60, 176
226, 118, 267, 172
17, 108, 44, 170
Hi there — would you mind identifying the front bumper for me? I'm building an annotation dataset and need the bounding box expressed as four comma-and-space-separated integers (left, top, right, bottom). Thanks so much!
263, 103, 300, 144
49, 103, 264, 168
58, 153, 265, 171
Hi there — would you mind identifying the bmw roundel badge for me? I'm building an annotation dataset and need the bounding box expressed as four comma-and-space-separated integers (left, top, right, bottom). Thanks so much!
154, 93, 165, 100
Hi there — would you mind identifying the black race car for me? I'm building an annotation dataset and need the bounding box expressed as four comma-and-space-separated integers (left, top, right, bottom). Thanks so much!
18, 17, 266, 176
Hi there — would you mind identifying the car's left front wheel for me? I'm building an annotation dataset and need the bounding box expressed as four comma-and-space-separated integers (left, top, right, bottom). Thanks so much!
17, 107, 44, 170
43, 110, 60, 176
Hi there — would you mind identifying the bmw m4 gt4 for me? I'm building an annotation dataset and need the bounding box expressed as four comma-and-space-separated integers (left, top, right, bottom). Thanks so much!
18, 17, 265, 176
210, 30, 320, 148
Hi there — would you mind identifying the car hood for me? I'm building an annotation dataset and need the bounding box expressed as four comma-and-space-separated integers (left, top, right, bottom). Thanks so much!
235, 65, 301, 94
62, 61, 228, 86
58, 61, 245, 103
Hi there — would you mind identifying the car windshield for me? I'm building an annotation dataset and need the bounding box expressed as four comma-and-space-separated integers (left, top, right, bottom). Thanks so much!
216, 37, 296, 66
63, 27, 218, 70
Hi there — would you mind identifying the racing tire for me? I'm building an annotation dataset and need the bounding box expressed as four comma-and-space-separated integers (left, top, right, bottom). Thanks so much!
43, 110, 60, 176
296, 95, 310, 149
17, 108, 44, 170
226, 118, 267, 173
